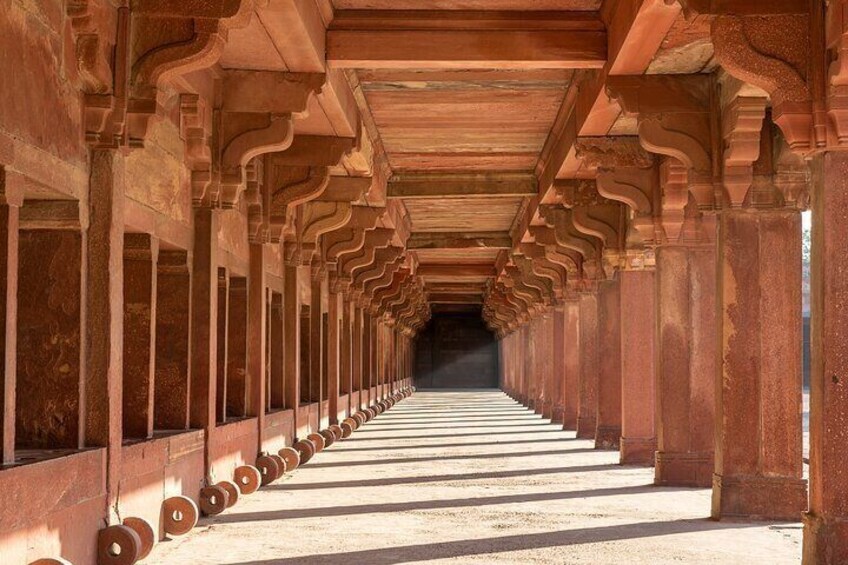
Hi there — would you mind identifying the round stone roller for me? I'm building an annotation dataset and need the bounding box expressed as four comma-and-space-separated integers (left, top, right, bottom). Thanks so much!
328, 424, 344, 441
31, 559, 73, 565
256, 455, 280, 486
279, 446, 300, 471
122, 516, 155, 559
319, 429, 335, 448
234, 465, 262, 495
97, 524, 141, 565
293, 438, 316, 464
270, 453, 287, 475
163, 495, 199, 536
307, 432, 326, 452
199, 484, 229, 516
215, 480, 240, 508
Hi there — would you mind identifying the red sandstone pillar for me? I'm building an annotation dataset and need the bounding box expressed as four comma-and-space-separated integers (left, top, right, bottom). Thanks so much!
562, 297, 579, 431
595, 278, 621, 450
282, 253, 302, 437
86, 151, 125, 519
619, 269, 657, 465
215, 269, 228, 423
247, 243, 267, 444
803, 152, 848, 564
327, 287, 340, 424
540, 313, 555, 419
268, 292, 284, 410
551, 306, 566, 424
362, 310, 372, 407
225, 276, 248, 418
577, 291, 599, 439
712, 207, 806, 520
340, 296, 352, 417
190, 207, 219, 474
309, 268, 323, 410
353, 306, 364, 409
123, 233, 157, 440
0, 191, 18, 464
524, 322, 535, 409
155, 250, 192, 430
655, 243, 715, 487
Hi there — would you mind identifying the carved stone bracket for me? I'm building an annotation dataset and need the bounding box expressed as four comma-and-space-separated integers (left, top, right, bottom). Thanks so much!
712, 15, 815, 151
607, 74, 718, 209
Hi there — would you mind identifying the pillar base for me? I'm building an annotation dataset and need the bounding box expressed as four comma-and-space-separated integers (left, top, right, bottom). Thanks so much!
562, 411, 578, 432
620, 436, 657, 466
551, 405, 564, 425
541, 400, 553, 419
655, 451, 713, 487
803, 513, 848, 565
595, 425, 621, 450
527, 397, 536, 411
712, 474, 807, 521
576, 416, 596, 439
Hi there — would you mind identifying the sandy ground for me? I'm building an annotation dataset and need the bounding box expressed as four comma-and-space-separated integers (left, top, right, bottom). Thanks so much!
145, 390, 802, 565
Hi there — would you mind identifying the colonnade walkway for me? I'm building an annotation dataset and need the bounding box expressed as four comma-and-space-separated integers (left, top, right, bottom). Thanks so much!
146, 391, 801, 564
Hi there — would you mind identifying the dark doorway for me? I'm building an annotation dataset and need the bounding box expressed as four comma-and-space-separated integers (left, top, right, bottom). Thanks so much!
414, 309, 499, 389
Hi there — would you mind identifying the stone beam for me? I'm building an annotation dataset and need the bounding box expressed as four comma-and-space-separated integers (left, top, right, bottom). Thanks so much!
428, 294, 484, 305
416, 264, 497, 278
387, 174, 537, 199
327, 11, 607, 70
407, 232, 512, 250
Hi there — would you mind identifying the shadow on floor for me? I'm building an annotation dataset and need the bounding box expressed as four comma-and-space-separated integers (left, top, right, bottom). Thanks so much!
214, 482, 696, 523
225, 517, 752, 564
355, 422, 559, 433
327, 437, 579, 453
271, 461, 623, 490
303, 447, 605, 470
344, 429, 570, 442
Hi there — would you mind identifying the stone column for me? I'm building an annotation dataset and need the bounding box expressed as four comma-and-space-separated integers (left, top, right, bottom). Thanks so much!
190, 207, 219, 473
327, 286, 340, 424
712, 206, 806, 520
86, 150, 125, 517
215, 269, 228, 423
562, 297, 580, 431
122, 233, 157, 439
268, 292, 284, 410
225, 276, 248, 418
246, 244, 266, 445
804, 151, 848, 563
596, 278, 622, 450
154, 250, 191, 430
619, 268, 656, 465
282, 255, 301, 436
340, 296, 352, 417
655, 243, 715, 487
577, 291, 599, 439
540, 313, 555, 419
551, 305, 566, 424
0, 185, 22, 464
353, 306, 363, 409
0, 186, 19, 464
309, 269, 323, 406
524, 323, 535, 409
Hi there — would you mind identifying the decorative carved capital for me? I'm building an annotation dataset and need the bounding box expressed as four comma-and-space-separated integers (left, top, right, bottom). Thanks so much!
722, 96, 768, 206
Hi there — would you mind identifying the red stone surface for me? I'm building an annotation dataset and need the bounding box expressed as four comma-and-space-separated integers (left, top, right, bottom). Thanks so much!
619, 270, 656, 466
576, 292, 599, 440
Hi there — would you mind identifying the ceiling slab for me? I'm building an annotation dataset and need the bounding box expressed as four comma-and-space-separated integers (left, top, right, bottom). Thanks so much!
327, 11, 606, 70
388, 174, 537, 199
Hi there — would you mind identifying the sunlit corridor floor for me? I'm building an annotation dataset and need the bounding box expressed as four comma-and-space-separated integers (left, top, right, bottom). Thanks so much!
146, 390, 802, 564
